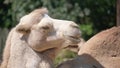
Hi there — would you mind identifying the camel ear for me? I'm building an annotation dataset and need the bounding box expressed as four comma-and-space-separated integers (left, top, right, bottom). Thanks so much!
16, 24, 31, 35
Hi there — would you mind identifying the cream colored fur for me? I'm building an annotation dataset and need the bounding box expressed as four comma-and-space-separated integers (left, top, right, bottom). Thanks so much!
0, 8, 81, 68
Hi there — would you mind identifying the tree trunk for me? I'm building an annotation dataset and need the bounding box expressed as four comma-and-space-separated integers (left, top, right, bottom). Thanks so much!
117, 0, 120, 26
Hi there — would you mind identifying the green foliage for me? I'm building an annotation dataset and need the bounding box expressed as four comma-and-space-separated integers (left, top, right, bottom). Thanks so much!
80, 23, 94, 40
54, 50, 77, 66
0, 0, 116, 40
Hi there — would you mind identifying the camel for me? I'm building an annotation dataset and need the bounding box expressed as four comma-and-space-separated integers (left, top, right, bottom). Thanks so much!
0, 8, 81, 68
57, 26, 120, 68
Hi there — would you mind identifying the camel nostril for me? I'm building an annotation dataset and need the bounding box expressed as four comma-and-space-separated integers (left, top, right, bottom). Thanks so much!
70, 22, 79, 29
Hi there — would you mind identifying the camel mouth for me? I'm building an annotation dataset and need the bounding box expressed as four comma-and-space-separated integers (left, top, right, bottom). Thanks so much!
66, 35, 81, 43
61, 35, 80, 48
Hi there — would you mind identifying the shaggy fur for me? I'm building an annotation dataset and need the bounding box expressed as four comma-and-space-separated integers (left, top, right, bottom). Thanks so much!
0, 8, 81, 68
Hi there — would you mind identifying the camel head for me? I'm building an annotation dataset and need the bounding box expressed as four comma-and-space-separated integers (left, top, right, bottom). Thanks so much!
15, 8, 81, 49
36, 14, 81, 47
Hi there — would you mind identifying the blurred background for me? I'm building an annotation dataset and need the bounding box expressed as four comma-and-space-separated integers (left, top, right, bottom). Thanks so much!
0, 0, 116, 66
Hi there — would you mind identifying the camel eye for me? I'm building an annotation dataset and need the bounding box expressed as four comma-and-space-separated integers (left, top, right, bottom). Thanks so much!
18, 29, 24, 31
41, 26, 50, 30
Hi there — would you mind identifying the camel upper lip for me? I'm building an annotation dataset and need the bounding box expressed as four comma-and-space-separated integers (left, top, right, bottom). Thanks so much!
66, 35, 81, 43
68, 36, 80, 40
